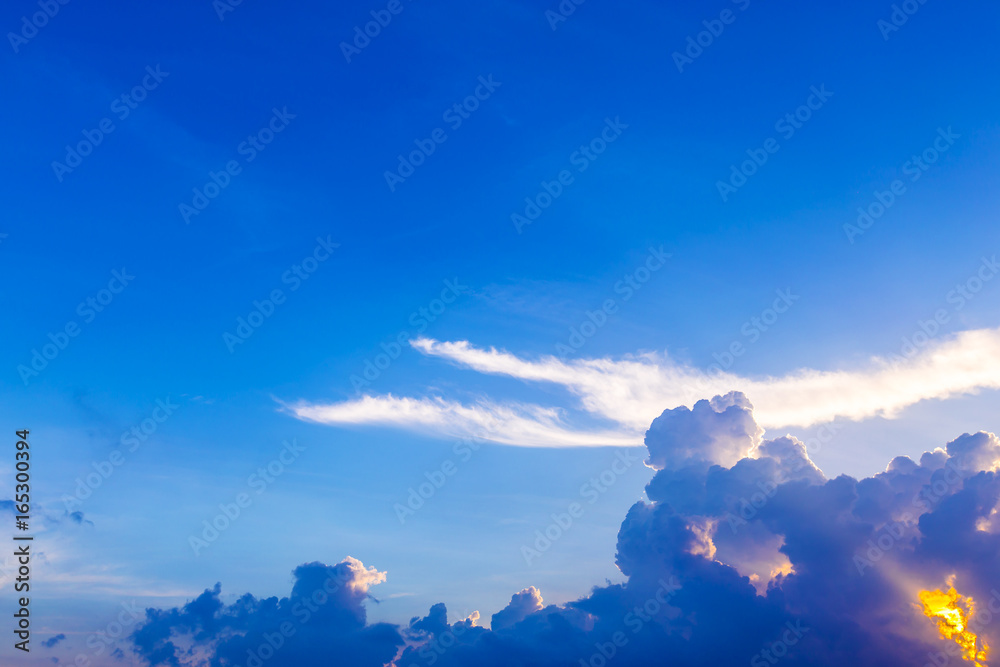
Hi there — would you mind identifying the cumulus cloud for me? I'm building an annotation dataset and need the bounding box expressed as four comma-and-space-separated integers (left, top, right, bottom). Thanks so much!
286, 330, 1000, 448
943, 431, 1000, 473
130, 393, 1000, 666
643, 391, 763, 470
129, 558, 402, 667
490, 587, 544, 630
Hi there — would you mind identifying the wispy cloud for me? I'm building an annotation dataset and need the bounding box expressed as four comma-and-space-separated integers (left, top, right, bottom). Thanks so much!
288, 394, 637, 448
287, 327, 1000, 447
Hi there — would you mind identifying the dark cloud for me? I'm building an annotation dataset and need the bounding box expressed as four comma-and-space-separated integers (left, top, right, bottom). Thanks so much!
0, 498, 93, 528
490, 587, 543, 631
127, 393, 1000, 666
67, 510, 94, 526
41, 633, 66, 648
130, 557, 402, 666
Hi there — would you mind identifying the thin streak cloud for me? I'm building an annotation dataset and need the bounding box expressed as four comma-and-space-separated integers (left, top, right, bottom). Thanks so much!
288, 328, 1000, 448
289, 394, 639, 448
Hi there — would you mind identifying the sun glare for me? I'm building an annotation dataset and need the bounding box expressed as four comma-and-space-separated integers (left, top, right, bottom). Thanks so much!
919, 580, 990, 666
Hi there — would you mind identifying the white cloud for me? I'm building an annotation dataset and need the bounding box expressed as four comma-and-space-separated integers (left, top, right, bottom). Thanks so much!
287, 327, 1000, 448
339, 556, 388, 595
288, 394, 638, 448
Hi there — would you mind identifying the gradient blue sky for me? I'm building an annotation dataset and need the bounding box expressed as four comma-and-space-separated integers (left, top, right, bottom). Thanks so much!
2, 0, 1000, 664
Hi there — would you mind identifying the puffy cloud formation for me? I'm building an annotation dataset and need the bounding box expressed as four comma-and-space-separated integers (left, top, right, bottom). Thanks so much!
130, 558, 402, 666
490, 587, 544, 631
643, 391, 763, 470
130, 394, 1000, 666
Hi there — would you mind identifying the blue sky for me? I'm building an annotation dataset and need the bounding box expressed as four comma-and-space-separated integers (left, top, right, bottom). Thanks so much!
3, 0, 1000, 664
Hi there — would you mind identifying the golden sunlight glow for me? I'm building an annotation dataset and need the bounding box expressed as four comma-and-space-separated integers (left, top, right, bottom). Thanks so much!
769, 561, 794, 580
919, 581, 990, 666
686, 518, 718, 560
